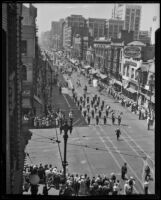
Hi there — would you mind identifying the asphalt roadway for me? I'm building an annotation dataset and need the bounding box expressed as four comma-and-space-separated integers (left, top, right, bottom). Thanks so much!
25, 69, 155, 195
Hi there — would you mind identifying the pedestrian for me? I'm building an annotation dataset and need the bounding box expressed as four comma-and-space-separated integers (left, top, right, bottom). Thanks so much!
91, 109, 95, 119
79, 105, 82, 112
83, 110, 87, 118
94, 105, 97, 113
87, 115, 91, 125
147, 116, 150, 130
87, 104, 90, 113
144, 176, 149, 194
99, 110, 102, 118
59, 85, 62, 94
77, 100, 80, 107
112, 113, 115, 125
139, 109, 141, 120
115, 128, 121, 140
103, 116, 107, 125
102, 100, 104, 107
121, 163, 127, 180
101, 104, 104, 111
91, 100, 93, 108
69, 111, 73, 120
87, 96, 90, 104
80, 96, 83, 104
106, 109, 109, 118
118, 115, 121, 126
96, 115, 99, 125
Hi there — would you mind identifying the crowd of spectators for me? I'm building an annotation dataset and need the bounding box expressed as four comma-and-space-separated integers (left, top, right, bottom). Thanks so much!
23, 163, 139, 196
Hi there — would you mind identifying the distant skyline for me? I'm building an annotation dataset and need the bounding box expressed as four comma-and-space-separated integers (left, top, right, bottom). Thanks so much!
24, 3, 160, 36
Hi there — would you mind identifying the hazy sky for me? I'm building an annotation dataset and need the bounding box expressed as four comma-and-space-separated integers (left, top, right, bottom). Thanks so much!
24, 3, 160, 36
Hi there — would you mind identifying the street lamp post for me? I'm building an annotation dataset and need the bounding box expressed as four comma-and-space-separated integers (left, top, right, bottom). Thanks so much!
60, 120, 72, 182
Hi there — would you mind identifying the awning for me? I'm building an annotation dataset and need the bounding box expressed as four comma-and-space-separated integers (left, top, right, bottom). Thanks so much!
126, 87, 137, 94
114, 80, 122, 86
99, 73, 107, 79
22, 98, 31, 109
89, 69, 97, 74
141, 93, 155, 103
83, 65, 91, 69
34, 95, 43, 105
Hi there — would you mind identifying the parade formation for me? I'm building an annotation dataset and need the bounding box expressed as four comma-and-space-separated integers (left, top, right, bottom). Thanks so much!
3, 2, 158, 196
23, 49, 155, 196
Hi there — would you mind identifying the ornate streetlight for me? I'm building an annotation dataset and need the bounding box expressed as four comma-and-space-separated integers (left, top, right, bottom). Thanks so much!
60, 119, 73, 181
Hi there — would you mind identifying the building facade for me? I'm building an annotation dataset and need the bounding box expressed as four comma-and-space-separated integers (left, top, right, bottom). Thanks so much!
138, 30, 151, 45
114, 4, 142, 40
21, 4, 41, 116
2, 3, 28, 194
120, 41, 155, 104
106, 18, 124, 39
87, 18, 106, 38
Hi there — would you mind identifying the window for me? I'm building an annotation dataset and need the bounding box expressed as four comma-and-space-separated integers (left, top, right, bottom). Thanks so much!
123, 66, 126, 75
21, 40, 27, 56
126, 65, 130, 77
126, 8, 130, 15
136, 9, 140, 16
131, 68, 134, 79
22, 65, 27, 80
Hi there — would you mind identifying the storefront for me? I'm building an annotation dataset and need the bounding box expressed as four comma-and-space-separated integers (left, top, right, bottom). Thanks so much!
113, 80, 122, 92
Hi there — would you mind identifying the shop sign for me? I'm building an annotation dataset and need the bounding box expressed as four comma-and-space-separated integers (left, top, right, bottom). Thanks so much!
125, 60, 137, 67
124, 46, 141, 58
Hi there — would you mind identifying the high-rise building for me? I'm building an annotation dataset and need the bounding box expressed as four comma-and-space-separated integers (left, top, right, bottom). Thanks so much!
87, 18, 106, 38
63, 15, 88, 57
113, 4, 142, 40
51, 21, 60, 35
106, 18, 124, 39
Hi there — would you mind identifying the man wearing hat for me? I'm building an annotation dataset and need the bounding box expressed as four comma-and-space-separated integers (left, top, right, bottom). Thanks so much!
115, 128, 121, 141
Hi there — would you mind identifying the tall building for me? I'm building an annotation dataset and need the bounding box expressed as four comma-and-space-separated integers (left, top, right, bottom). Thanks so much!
65, 14, 87, 36
106, 18, 124, 39
21, 4, 41, 116
2, 3, 27, 194
51, 19, 65, 50
113, 4, 142, 40
87, 18, 106, 38
63, 15, 88, 57
51, 21, 60, 35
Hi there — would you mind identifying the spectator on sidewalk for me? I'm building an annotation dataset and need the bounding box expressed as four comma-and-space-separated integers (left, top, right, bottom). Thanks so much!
103, 116, 107, 125
96, 115, 99, 125
121, 163, 127, 180
105, 109, 109, 118
118, 115, 122, 126
147, 116, 151, 130
99, 110, 102, 118
91, 109, 95, 119
112, 112, 115, 125
87, 115, 91, 125
144, 176, 149, 194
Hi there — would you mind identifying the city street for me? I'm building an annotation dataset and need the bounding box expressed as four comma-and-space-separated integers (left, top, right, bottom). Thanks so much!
25, 66, 155, 194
